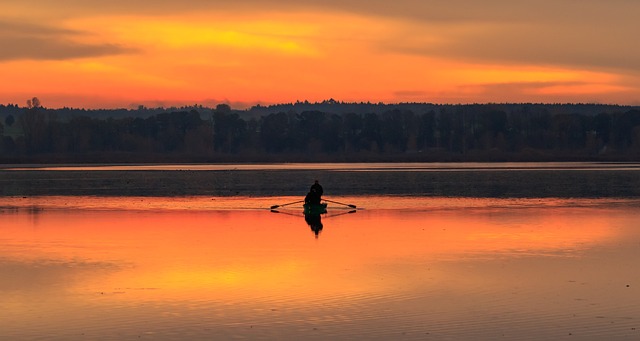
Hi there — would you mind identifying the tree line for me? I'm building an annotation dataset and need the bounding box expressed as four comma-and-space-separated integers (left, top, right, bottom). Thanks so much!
2, 101, 640, 163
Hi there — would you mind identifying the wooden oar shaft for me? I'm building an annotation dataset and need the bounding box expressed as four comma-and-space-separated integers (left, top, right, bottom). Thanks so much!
270, 200, 304, 209
323, 199, 356, 208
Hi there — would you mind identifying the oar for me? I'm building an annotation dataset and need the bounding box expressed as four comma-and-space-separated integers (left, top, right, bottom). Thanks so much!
270, 200, 304, 210
323, 210, 357, 218
323, 199, 357, 209
270, 209, 302, 217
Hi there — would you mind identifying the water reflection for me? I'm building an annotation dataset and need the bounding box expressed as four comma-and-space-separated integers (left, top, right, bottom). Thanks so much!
2, 197, 640, 340
270, 208, 326, 237
304, 213, 323, 237
271, 207, 358, 238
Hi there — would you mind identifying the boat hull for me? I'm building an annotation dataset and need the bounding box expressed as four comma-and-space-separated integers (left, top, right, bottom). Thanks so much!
303, 203, 327, 215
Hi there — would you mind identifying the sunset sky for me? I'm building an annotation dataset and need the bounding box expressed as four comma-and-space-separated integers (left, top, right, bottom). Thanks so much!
2, 0, 639, 109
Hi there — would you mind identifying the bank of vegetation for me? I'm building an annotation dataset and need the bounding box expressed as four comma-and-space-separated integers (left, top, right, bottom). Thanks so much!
1, 100, 640, 163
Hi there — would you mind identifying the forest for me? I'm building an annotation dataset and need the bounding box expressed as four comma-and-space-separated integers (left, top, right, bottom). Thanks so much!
1, 100, 640, 163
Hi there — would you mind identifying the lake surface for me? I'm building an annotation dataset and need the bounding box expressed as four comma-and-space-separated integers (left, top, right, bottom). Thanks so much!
2, 163, 640, 340
3, 162, 640, 197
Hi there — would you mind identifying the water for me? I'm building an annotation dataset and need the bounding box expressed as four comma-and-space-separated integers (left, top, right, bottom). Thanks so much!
3, 162, 640, 197
1, 163, 640, 340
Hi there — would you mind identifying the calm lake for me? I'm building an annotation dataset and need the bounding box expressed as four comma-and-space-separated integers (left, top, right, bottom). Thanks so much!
2, 163, 640, 340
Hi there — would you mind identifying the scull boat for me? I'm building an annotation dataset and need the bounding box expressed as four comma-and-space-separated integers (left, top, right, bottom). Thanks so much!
303, 202, 327, 215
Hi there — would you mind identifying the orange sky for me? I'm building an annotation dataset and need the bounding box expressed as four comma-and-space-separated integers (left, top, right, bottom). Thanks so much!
1, 1, 639, 109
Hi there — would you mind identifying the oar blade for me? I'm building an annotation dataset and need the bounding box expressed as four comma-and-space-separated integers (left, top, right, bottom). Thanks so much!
270, 205, 280, 209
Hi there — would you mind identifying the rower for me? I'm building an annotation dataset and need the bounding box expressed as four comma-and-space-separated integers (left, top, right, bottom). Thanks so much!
310, 180, 323, 201
305, 188, 321, 205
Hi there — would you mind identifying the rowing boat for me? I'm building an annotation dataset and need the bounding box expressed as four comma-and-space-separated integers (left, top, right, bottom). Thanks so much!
303, 202, 327, 215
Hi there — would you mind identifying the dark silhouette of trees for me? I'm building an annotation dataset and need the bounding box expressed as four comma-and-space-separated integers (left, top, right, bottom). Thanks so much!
552, 113, 588, 150
612, 110, 640, 150
261, 112, 294, 153
362, 113, 382, 152
26, 97, 41, 110
4, 115, 14, 127
213, 106, 246, 153
320, 114, 344, 153
343, 112, 364, 152
593, 112, 612, 146
3, 102, 640, 162
417, 110, 436, 150
19, 98, 47, 154
380, 109, 409, 152
298, 110, 326, 152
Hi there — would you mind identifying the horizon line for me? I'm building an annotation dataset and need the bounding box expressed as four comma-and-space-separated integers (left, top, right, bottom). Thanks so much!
2, 100, 640, 111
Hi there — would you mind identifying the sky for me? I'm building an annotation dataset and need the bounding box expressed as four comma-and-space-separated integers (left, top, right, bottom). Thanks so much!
1, 0, 639, 109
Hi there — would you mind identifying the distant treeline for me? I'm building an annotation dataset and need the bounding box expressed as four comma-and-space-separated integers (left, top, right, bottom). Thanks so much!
2, 101, 640, 163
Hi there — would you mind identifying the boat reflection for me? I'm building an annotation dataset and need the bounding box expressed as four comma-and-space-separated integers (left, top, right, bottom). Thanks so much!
271, 208, 357, 238
305, 213, 323, 237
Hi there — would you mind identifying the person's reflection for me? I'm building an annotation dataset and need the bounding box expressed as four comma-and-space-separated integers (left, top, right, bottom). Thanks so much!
304, 214, 323, 237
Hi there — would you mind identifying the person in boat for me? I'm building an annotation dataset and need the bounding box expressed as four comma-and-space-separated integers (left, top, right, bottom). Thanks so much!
305, 188, 321, 205
310, 180, 323, 200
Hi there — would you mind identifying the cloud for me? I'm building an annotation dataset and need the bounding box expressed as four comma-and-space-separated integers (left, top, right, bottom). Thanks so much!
385, 20, 640, 74
393, 78, 636, 104
0, 20, 135, 61
3, 1, 639, 71
4, 0, 638, 23
456, 81, 632, 104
